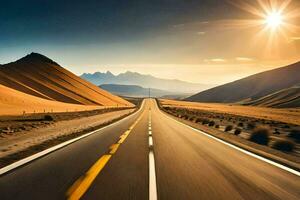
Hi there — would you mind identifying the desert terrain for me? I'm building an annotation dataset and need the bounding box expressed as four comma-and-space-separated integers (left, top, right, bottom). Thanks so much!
0, 84, 108, 115
0, 107, 137, 167
0, 53, 138, 167
159, 99, 300, 166
161, 99, 300, 125
2, 1, 300, 199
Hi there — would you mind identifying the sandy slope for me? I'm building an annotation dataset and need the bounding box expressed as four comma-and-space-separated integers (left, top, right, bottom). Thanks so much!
0, 84, 109, 115
0, 53, 132, 107
0, 108, 135, 158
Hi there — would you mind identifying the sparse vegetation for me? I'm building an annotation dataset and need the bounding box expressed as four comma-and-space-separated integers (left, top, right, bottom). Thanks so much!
272, 140, 295, 152
44, 115, 54, 121
234, 128, 242, 135
238, 122, 244, 127
273, 129, 280, 135
202, 119, 210, 125
195, 118, 202, 123
158, 99, 300, 165
225, 125, 233, 132
283, 125, 290, 129
188, 116, 195, 121
208, 121, 215, 127
182, 115, 189, 120
288, 129, 300, 143
247, 122, 256, 130
249, 127, 270, 145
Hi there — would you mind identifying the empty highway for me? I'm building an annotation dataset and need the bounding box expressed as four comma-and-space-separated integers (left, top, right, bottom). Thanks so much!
0, 99, 299, 200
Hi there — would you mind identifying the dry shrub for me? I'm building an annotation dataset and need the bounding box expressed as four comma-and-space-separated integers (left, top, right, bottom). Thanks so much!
225, 125, 233, 132
202, 119, 210, 125
44, 115, 54, 121
249, 127, 270, 145
208, 121, 215, 127
188, 116, 195, 121
272, 140, 295, 152
247, 122, 256, 130
288, 129, 300, 143
195, 118, 202, 123
273, 129, 280, 135
234, 128, 242, 135
238, 122, 244, 127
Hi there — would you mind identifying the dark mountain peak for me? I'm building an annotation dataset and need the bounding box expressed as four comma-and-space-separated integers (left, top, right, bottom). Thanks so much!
105, 71, 115, 76
81, 70, 211, 93
17, 52, 58, 65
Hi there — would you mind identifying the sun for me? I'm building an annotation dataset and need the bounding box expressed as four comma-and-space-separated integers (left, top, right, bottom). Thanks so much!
265, 12, 283, 29
229, 0, 300, 37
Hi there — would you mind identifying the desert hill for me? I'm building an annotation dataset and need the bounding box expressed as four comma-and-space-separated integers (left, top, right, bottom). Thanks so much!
0, 53, 132, 107
186, 61, 300, 106
0, 84, 104, 115
244, 85, 300, 108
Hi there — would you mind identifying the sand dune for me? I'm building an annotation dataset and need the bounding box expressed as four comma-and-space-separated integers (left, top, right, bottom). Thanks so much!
0, 53, 132, 107
0, 84, 109, 115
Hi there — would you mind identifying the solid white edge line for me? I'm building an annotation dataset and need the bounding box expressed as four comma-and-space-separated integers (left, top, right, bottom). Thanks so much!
0, 100, 146, 176
149, 151, 158, 200
158, 107, 300, 177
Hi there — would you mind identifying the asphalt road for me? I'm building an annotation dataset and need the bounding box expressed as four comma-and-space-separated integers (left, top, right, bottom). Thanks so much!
0, 99, 299, 200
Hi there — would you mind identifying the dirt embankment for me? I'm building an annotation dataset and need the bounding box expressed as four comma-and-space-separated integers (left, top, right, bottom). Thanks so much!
161, 99, 300, 125
0, 108, 136, 167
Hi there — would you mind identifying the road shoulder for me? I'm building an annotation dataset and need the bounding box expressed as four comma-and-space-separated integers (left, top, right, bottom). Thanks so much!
0, 108, 137, 168
160, 109, 300, 172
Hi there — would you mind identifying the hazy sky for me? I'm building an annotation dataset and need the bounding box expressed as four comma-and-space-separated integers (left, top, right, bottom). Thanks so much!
0, 0, 300, 84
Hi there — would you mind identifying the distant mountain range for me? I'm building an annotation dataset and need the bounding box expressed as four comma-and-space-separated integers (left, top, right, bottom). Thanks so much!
186, 61, 300, 108
99, 84, 193, 98
81, 71, 214, 93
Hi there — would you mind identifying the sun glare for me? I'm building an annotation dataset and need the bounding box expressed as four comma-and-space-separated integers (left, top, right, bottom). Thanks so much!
265, 12, 283, 29
229, 0, 300, 42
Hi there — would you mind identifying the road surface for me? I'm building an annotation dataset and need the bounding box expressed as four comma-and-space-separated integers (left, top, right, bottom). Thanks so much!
0, 99, 299, 200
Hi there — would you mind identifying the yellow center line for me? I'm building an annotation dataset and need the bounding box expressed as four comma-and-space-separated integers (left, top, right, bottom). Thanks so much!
109, 143, 120, 154
117, 135, 128, 144
67, 154, 111, 200
66, 112, 144, 200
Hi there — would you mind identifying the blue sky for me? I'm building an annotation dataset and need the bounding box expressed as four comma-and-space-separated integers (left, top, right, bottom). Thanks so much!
1, 0, 299, 84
